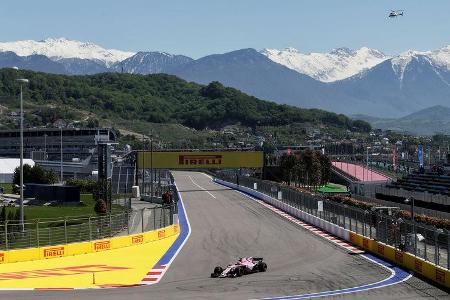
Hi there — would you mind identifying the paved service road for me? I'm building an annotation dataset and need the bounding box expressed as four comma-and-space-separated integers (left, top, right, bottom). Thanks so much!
1, 171, 447, 299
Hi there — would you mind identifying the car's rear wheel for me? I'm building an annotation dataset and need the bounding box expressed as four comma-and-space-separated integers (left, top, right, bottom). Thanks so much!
258, 262, 267, 272
211, 266, 223, 277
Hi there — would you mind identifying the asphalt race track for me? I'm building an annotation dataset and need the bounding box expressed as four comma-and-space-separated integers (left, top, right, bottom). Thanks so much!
0, 171, 447, 299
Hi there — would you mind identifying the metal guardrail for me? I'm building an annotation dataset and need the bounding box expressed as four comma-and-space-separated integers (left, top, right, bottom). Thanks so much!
216, 172, 450, 271
0, 204, 176, 251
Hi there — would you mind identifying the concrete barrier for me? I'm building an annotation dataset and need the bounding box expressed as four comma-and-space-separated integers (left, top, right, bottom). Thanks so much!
349, 231, 450, 289
215, 178, 350, 241
0, 224, 179, 265
215, 178, 450, 289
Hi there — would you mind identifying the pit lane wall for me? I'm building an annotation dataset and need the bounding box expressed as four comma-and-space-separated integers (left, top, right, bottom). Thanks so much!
0, 224, 179, 264
214, 178, 450, 289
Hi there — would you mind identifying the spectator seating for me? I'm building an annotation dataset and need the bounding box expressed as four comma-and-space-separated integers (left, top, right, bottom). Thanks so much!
387, 172, 450, 196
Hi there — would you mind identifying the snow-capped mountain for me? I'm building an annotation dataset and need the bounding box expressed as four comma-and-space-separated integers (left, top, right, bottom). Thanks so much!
0, 38, 134, 67
114, 51, 193, 74
391, 46, 450, 81
0, 37, 449, 118
333, 46, 450, 117
260, 47, 389, 82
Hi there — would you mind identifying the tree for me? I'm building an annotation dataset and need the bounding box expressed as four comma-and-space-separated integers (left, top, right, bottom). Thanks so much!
310, 152, 322, 189
13, 164, 57, 185
86, 118, 99, 128
280, 154, 296, 185
200, 81, 226, 99
319, 153, 332, 185
279, 149, 331, 190
66, 178, 98, 193
352, 120, 372, 133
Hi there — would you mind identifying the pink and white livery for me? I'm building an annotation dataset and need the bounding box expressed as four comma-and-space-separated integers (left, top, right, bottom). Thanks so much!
211, 257, 267, 278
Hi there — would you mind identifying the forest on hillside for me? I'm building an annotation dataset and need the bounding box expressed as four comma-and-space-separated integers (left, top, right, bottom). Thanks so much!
0, 69, 371, 133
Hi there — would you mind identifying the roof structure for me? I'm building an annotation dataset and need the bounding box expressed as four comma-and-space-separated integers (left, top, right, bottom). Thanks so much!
0, 158, 35, 174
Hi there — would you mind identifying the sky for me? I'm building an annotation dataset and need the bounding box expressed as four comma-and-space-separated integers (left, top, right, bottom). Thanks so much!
1, 0, 449, 58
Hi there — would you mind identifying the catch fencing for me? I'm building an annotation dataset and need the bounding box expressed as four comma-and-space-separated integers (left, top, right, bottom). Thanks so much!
216, 173, 450, 271
111, 165, 173, 196
0, 204, 175, 251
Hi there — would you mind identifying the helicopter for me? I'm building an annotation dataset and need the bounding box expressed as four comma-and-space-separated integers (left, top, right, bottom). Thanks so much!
389, 10, 404, 18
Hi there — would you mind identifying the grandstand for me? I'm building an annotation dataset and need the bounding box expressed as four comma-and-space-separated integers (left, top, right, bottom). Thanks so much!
375, 171, 450, 215
387, 172, 450, 197
332, 161, 390, 182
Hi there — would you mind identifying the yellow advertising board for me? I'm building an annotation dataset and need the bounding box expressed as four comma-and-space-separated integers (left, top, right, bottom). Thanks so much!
137, 151, 263, 169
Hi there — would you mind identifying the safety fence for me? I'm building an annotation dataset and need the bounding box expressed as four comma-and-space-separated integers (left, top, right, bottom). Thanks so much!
111, 165, 173, 197
216, 172, 450, 271
0, 204, 176, 251
354, 193, 450, 220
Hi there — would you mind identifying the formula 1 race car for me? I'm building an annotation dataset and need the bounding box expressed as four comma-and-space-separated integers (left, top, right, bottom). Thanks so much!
211, 257, 267, 278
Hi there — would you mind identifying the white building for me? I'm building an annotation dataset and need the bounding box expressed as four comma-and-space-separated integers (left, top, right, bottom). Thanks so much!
0, 158, 35, 183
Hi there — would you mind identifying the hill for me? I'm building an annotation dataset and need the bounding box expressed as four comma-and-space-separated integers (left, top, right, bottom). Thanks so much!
0, 69, 371, 147
353, 105, 450, 135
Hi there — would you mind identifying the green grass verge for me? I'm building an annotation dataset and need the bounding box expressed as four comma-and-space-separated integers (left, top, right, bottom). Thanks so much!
0, 183, 12, 194
23, 194, 97, 221
317, 183, 349, 194
1, 194, 128, 249
3, 194, 125, 225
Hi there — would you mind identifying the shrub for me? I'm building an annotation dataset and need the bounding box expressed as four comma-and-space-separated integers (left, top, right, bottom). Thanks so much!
94, 199, 107, 215
66, 178, 98, 193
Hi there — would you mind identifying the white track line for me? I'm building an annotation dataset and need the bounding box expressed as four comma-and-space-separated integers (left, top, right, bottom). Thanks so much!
209, 178, 363, 254
188, 175, 216, 198
139, 177, 192, 285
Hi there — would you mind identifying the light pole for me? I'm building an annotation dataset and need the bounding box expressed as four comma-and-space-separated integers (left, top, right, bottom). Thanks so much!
60, 127, 63, 183
405, 197, 416, 255
367, 147, 371, 181
149, 130, 153, 200
141, 134, 145, 195
16, 78, 29, 231
43, 133, 47, 160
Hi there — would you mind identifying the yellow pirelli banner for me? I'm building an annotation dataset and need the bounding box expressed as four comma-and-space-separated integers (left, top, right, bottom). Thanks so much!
137, 151, 264, 169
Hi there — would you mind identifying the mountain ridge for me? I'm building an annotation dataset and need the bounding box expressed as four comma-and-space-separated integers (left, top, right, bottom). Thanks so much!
353, 105, 450, 135
0, 37, 134, 66
260, 46, 389, 82
0, 38, 449, 118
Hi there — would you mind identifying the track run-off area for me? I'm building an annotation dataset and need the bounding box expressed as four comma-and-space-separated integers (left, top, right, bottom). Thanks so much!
0, 171, 447, 299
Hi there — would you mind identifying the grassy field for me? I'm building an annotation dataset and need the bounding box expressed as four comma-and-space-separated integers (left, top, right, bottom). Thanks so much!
1, 194, 129, 249
0, 183, 12, 194
3, 194, 125, 223
24, 194, 97, 221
